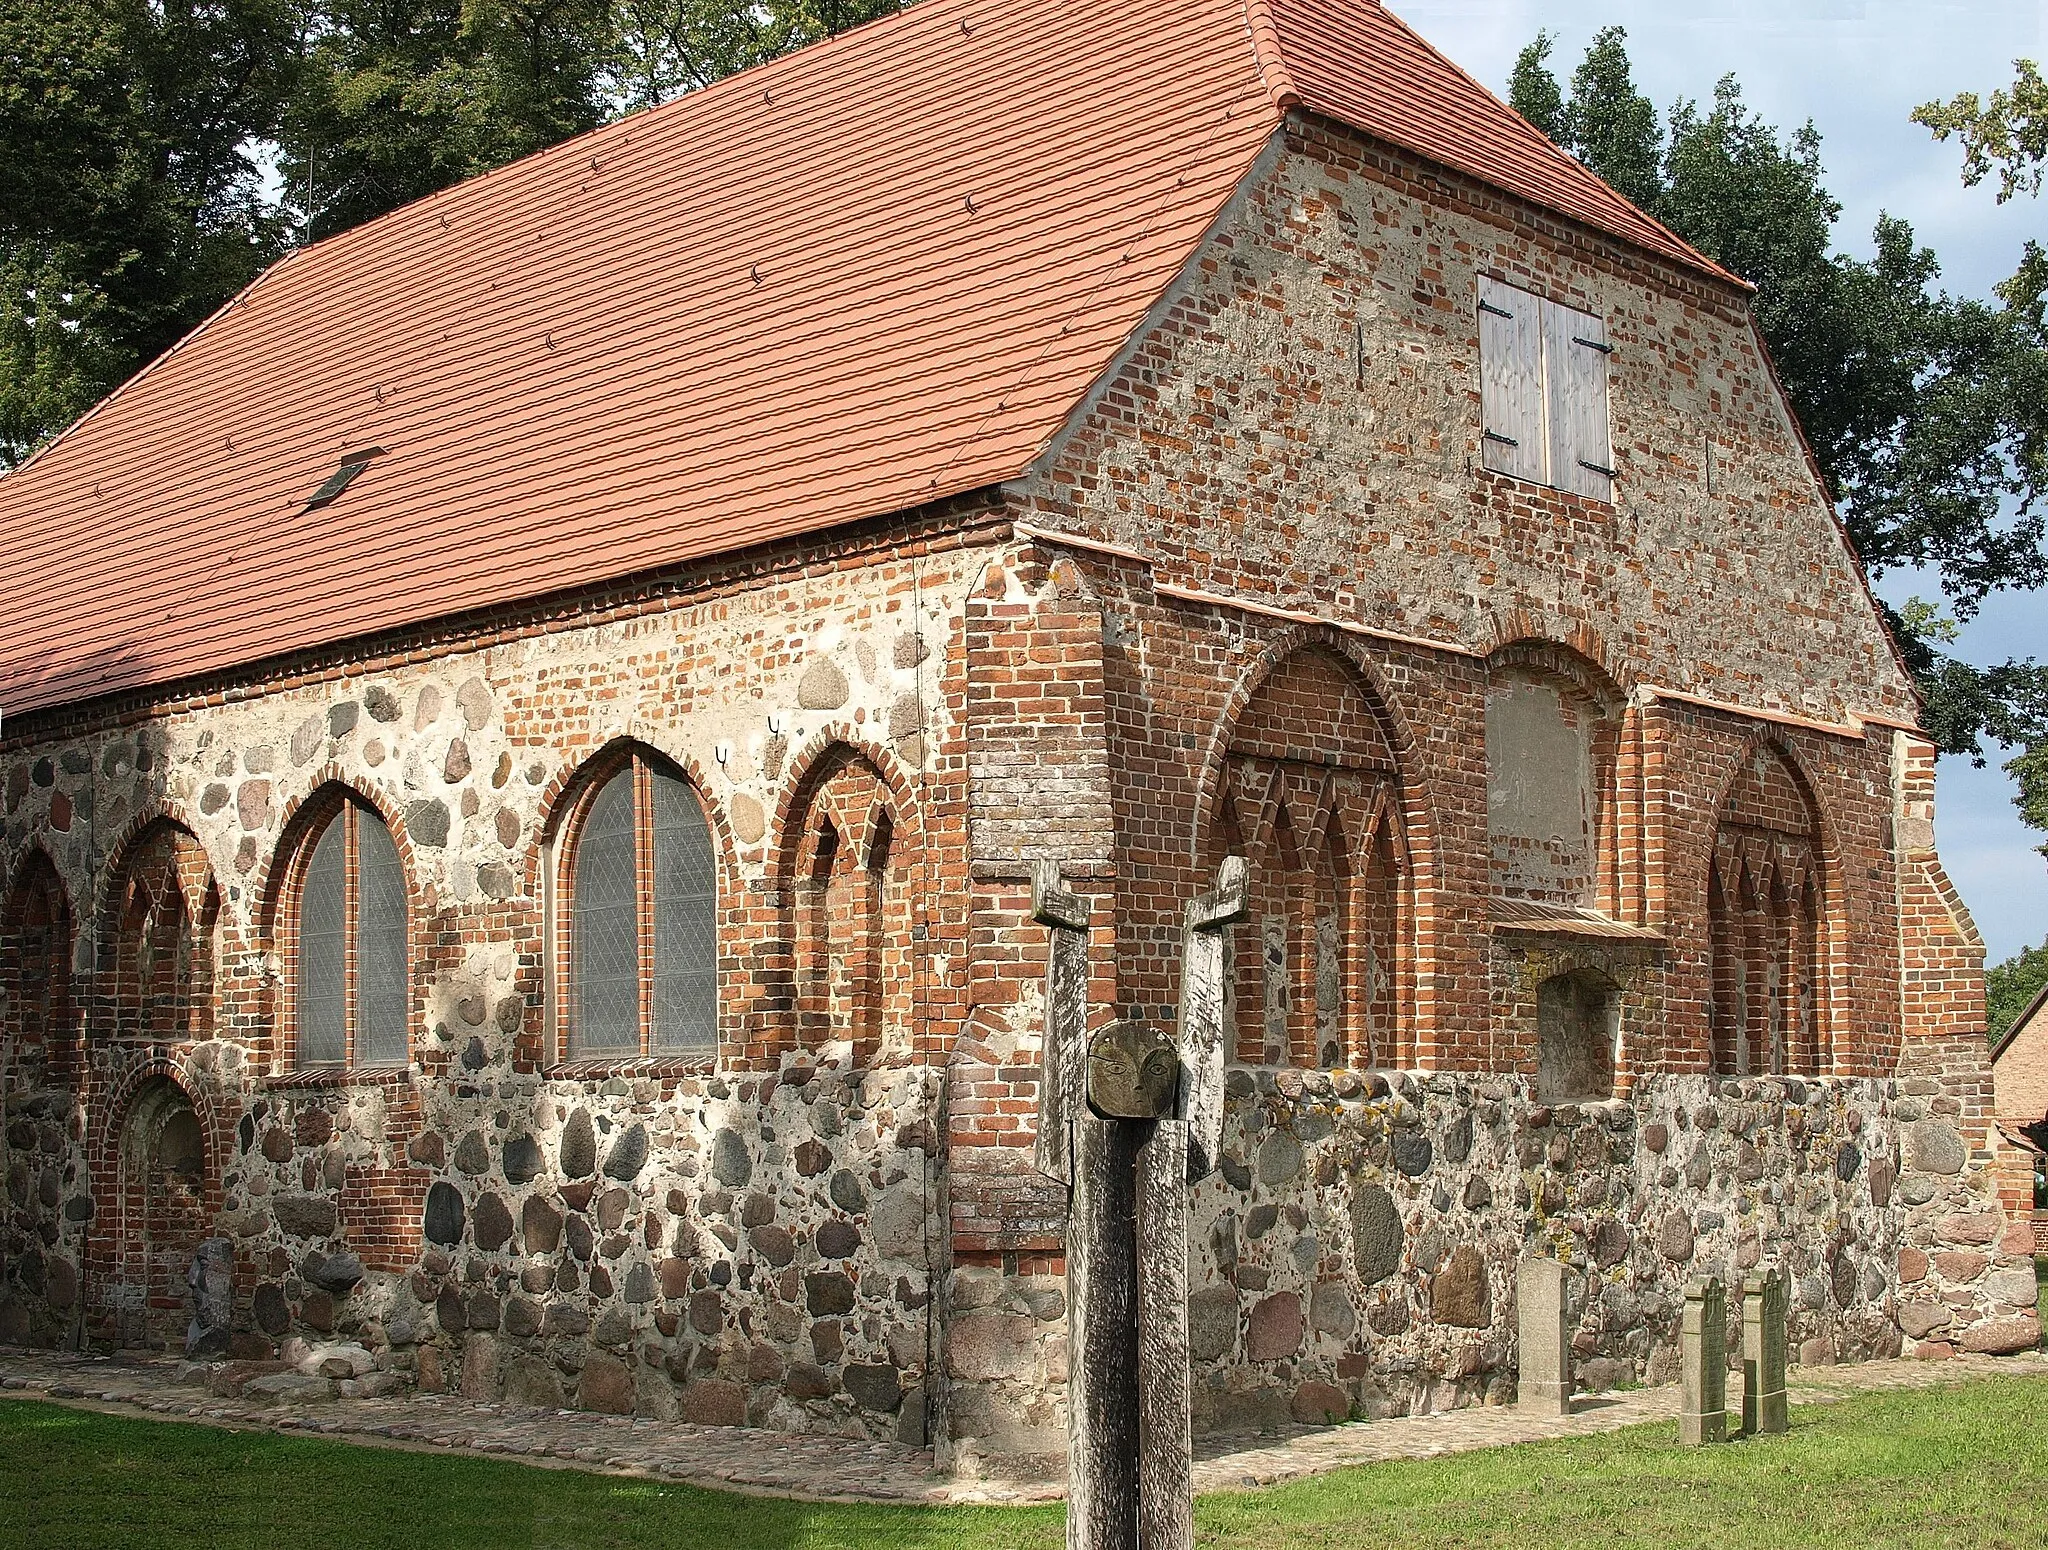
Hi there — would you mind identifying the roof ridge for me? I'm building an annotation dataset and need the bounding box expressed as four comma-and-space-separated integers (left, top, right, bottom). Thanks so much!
1242, 0, 1303, 111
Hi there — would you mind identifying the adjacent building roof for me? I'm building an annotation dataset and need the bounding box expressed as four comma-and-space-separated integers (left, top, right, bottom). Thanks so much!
0, 0, 1736, 724
1992, 979, 2048, 1067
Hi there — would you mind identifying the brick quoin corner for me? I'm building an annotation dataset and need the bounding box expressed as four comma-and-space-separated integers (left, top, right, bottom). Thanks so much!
0, 0, 2034, 1474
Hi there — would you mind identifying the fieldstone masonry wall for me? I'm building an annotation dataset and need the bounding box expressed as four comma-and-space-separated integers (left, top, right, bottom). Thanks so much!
0, 522, 985, 1441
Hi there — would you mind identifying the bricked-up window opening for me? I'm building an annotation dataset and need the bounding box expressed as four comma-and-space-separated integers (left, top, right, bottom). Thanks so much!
1536, 969, 1618, 1103
781, 745, 902, 1067
105, 821, 217, 1045
1, 853, 73, 1085
1707, 745, 1828, 1076
567, 754, 717, 1059
112, 1078, 209, 1349
1209, 648, 1411, 1070
293, 799, 409, 1068
1478, 275, 1612, 501
1485, 647, 1621, 908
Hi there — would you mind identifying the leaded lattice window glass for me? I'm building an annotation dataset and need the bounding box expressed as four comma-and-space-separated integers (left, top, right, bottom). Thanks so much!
294, 800, 410, 1067
297, 819, 346, 1065
574, 771, 640, 1053
652, 770, 717, 1053
568, 755, 718, 1059
356, 816, 410, 1065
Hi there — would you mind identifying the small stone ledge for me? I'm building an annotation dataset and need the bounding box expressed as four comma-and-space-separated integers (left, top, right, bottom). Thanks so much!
258, 1065, 416, 1091
542, 1056, 717, 1084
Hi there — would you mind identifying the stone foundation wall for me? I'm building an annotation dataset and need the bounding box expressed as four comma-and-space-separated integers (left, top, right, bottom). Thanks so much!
945, 1063, 2039, 1462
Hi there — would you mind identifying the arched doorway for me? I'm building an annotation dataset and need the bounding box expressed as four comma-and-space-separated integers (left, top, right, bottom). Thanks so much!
106, 1079, 211, 1349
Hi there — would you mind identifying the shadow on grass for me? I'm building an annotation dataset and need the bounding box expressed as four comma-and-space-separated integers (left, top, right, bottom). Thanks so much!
5, 1373, 2046, 1550
0, 1401, 1061, 1550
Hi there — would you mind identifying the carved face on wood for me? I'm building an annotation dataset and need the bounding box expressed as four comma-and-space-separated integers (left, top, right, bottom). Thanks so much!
1086, 1021, 1178, 1119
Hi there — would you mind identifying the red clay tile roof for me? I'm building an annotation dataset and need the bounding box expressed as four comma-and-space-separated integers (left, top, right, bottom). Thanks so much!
0, 0, 1736, 722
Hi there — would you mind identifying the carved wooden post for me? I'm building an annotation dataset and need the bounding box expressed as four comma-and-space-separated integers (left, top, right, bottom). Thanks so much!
1029, 863, 1131, 1549
1138, 855, 1248, 1550
1031, 860, 1090, 1190
1030, 858, 1246, 1550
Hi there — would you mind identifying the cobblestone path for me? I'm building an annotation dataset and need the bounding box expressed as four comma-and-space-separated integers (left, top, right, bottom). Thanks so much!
1, 1346, 2040, 1505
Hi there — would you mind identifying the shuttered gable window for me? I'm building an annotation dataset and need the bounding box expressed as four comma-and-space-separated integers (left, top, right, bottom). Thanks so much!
1478, 277, 1546, 484
1477, 276, 1613, 501
294, 797, 410, 1067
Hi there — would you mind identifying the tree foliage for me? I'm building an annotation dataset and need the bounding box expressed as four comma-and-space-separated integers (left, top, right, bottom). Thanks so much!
0, 0, 300, 464
1512, 30, 2048, 852
1988, 935, 2048, 1043
0, 0, 901, 459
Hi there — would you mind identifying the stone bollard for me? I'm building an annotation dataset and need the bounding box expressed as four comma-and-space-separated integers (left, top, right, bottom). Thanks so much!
1742, 1268, 1788, 1435
185, 1236, 234, 1360
1516, 1257, 1573, 1416
1679, 1276, 1728, 1445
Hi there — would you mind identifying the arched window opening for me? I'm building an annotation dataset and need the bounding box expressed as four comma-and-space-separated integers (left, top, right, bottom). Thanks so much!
567, 753, 717, 1059
1209, 648, 1410, 1070
782, 746, 904, 1066
1536, 969, 1618, 1104
293, 798, 409, 1068
106, 822, 216, 1045
1707, 745, 1826, 1076
2, 855, 73, 1086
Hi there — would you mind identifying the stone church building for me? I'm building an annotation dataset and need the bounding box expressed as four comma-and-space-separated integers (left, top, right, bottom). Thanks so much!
0, 0, 2034, 1470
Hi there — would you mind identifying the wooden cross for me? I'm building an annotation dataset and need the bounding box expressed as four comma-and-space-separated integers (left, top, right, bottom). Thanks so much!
1030, 856, 1249, 1550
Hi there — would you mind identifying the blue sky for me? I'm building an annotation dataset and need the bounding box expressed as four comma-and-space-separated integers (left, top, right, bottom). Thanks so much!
1395, 0, 2048, 963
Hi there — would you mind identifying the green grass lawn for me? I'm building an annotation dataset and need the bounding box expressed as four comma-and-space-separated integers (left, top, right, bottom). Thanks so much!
1, 1375, 2042, 1550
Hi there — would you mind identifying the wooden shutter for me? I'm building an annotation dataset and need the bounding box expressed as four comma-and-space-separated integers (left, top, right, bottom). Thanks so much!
1544, 299, 1613, 500
1478, 276, 1546, 484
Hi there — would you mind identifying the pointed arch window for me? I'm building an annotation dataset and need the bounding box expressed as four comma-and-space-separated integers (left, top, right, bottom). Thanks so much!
294, 800, 409, 1067
569, 756, 717, 1058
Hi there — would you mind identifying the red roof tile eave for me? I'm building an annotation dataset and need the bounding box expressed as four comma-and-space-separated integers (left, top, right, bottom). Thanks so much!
0, 479, 1023, 738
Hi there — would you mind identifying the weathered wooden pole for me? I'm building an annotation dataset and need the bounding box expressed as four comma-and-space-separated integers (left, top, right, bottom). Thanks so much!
1030, 858, 1247, 1550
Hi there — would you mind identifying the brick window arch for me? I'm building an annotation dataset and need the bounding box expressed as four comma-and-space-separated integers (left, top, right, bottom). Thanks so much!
1206, 647, 1410, 1069
559, 749, 717, 1059
287, 796, 410, 1068
2, 852, 74, 1086
1707, 743, 1827, 1076
103, 820, 217, 1045
781, 745, 904, 1067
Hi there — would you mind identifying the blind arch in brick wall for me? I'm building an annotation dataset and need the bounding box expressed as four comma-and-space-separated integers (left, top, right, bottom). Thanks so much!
1198, 639, 1419, 1070
92, 814, 220, 1050
1704, 736, 1836, 1078
767, 735, 919, 1070
2, 843, 76, 1087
